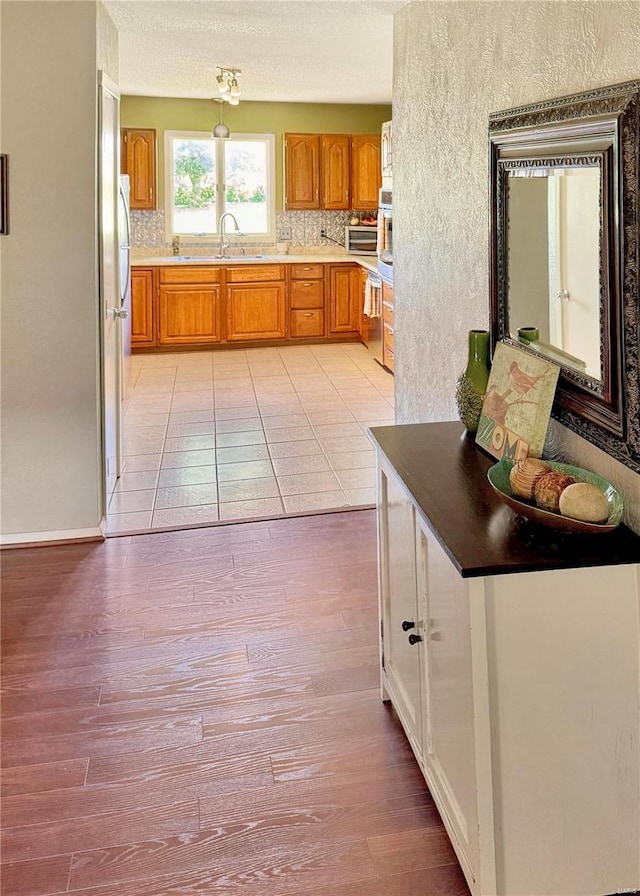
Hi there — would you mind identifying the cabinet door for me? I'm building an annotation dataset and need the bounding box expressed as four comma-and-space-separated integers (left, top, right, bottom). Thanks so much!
122, 128, 156, 210
284, 134, 320, 210
379, 465, 422, 749
417, 517, 479, 880
321, 134, 350, 210
227, 282, 286, 341
158, 285, 221, 344
351, 135, 381, 210
329, 265, 360, 334
131, 268, 155, 346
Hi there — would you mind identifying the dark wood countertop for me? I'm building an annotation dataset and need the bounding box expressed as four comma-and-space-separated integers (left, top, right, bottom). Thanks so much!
370, 421, 640, 578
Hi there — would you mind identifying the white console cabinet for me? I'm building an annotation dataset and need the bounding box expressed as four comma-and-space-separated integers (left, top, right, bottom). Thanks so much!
373, 423, 640, 896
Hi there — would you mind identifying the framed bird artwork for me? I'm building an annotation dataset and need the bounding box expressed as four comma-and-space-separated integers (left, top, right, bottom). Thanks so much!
475, 341, 560, 461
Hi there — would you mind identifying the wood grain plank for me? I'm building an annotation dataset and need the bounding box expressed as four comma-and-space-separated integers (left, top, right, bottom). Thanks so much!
98, 668, 317, 712
199, 760, 429, 827
0, 800, 200, 864
270, 733, 416, 783
2, 714, 202, 768
1, 642, 247, 686
312, 662, 380, 697
200, 688, 379, 736
0, 685, 101, 716
86, 742, 274, 790
68, 828, 376, 892
0, 854, 72, 896
0, 759, 88, 797
281, 865, 471, 896
367, 827, 461, 875
200, 692, 402, 758
46, 840, 375, 896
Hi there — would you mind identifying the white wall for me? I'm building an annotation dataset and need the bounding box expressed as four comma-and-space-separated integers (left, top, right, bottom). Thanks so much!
393, 0, 640, 532
1, 1, 116, 541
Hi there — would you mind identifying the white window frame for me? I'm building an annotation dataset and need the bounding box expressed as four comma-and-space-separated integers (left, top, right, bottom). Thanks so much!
164, 130, 276, 244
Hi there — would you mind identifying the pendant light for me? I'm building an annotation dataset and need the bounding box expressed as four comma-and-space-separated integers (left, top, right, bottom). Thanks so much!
212, 97, 230, 139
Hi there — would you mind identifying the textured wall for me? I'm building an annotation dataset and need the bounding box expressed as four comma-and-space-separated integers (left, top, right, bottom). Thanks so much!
394, 0, 640, 531
97, 2, 118, 80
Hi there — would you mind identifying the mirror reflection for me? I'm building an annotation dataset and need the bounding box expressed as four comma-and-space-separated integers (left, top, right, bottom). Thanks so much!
506, 165, 601, 381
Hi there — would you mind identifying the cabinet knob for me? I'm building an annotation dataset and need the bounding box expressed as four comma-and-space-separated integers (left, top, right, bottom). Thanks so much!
401, 620, 415, 632
408, 633, 422, 646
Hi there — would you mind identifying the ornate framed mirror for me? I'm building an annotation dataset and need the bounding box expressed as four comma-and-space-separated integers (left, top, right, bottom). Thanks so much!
489, 80, 639, 473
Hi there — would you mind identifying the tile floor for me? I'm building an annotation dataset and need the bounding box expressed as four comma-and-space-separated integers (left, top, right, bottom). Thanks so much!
106, 343, 395, 534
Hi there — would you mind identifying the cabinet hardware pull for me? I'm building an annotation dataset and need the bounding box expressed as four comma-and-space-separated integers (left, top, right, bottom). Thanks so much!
408, 633, 422, 645
303, 282, 311, 286
303, 312, 313, 317
401, 620, 415, 631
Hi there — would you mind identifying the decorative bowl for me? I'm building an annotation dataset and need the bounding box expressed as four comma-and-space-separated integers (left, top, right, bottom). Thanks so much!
487, 457, 624, 533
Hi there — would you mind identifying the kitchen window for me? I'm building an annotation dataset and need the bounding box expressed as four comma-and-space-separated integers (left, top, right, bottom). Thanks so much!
164, 131, 276, 242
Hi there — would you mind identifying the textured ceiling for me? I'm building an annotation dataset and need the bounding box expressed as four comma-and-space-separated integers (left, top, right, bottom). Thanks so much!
104, 0, 404, 103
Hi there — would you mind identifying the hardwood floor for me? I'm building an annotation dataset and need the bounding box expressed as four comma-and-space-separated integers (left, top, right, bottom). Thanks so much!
1, 510, 470, 896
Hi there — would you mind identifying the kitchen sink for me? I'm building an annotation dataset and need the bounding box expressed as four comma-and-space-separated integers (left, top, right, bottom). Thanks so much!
176, 255, 224, 261
176, 254, 267, 262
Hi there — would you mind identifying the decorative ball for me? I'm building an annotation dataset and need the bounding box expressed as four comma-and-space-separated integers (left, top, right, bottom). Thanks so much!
509, 458, 551, 500
533, 471, 576, 513
455, 373, 484, 434
559, 482, 610, 523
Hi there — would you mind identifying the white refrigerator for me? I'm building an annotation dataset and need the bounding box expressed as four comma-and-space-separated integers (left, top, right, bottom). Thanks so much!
118, 174, 132, 412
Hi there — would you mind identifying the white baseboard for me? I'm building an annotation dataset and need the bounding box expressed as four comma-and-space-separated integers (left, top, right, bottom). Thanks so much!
1, 525, 106, 548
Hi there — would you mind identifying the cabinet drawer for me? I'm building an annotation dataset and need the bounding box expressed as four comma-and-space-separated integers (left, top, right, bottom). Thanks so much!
382, 281, 394, 307
159, 266, 220, 285
290, 263, 324, 280
382, 300, 394, 327
383, 345, 394, 372
226, 264, 285, 283
290, 280, 324, 309
290, 309, 325, 338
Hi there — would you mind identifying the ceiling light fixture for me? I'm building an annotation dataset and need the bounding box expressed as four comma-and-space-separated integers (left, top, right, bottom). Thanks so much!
216, 67, 241, 103
212, 97, 230, 139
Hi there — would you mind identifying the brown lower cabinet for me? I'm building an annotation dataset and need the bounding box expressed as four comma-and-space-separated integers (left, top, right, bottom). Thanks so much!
329, 264, 361, 335
227, 282, 286, 341
158, 285, 221, 345
131, 268, 155, 346
131, 262, 364, 350
157, 266, 222, 345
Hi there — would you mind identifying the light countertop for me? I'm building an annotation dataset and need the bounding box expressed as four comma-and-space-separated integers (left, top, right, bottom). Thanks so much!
132, 253, 380, 274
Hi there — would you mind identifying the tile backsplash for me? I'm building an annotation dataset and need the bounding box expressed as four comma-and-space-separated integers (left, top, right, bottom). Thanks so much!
130, 209, 359, 253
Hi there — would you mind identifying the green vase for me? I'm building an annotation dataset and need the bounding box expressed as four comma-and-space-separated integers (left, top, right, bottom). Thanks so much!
455, 330, 491, 434
517, 326, 540, 345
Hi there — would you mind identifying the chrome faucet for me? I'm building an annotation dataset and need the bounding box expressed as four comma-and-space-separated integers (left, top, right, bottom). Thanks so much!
219, 212, 241, 258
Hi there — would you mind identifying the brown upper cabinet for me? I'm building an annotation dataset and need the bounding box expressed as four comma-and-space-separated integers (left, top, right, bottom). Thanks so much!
350, 135, 381, 210
284, 133, 381, 211
321, 134, 350, 211
284, 134, 321, 210
121, 128, 156, 210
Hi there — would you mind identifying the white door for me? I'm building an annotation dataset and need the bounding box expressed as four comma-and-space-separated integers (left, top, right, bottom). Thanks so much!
380, 466, 423, 747
98, 73, 120, 502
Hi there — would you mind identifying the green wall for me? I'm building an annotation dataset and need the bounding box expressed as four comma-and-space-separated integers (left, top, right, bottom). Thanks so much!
120, 96, 392, 209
